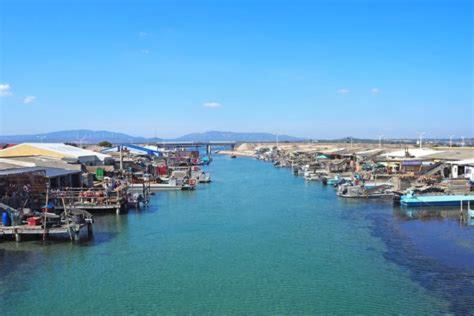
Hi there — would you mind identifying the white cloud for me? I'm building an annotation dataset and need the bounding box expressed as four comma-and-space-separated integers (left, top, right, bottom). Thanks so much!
140, 49, 150, 54
138, 31, 149, 38
371, 88, 380, 94
337, 88, 350, 94
0, 83, 12, 97
23, 96, 36, 104
203, 101, 222, 108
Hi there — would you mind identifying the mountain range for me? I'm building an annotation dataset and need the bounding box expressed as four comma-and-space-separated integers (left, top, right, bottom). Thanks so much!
0, 130, 304, 144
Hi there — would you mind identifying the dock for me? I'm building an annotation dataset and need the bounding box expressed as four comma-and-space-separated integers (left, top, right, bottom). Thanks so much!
0, 222, 92, 242
51, 188, 127, 214
400, 194, 474, 207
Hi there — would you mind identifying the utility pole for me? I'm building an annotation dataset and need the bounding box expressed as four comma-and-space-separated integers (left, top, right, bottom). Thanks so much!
119, 145, 124, 172
417, 132, 426, 149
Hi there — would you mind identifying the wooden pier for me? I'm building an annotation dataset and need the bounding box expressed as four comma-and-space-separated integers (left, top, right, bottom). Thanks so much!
55, 203, 125, 214
51, 188, 127, 214
0, 222, 92, 242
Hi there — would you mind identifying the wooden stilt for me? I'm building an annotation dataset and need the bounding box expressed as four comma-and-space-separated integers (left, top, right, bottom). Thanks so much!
87, 222, 93, 239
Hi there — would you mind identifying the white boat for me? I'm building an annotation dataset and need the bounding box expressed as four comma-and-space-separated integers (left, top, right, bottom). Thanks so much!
129, 176, 197, 192
304, 173, 319, 181
196, 172, 211, 183
337, 183, 393, 198
129, 180, 181, 191
191, 168, 211, 183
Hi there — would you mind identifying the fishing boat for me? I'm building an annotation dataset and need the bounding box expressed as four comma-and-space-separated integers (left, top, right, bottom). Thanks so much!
400, 191, 474, 207
325, 175, 341, 186
128, 180, 181, 191
326, 175, 350, 186
337, 183, 393, 198
191, 167, 211, 183
126, 192, 148, 208
199, 156, 212, 165
129, 177, 196, 191
304, 173, 320, 181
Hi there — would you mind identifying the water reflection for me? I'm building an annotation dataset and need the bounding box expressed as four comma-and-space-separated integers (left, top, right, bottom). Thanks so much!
394, 206, 474, 228
395, 207, 461, 220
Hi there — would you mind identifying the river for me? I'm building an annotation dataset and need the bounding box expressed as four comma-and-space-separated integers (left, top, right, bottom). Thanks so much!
1, 156, 473, 315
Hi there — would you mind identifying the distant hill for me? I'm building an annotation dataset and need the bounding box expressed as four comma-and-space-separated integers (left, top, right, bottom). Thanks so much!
0, 129, 304, 144
175, 131, 304, 142
0, 130, 152, 144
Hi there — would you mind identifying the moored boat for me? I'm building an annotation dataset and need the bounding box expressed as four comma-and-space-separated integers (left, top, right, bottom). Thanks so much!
337, 183, 393, 198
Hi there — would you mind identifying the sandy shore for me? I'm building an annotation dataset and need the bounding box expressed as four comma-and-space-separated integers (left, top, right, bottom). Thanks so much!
219, 142, 474, 160
217, 150, 256, 158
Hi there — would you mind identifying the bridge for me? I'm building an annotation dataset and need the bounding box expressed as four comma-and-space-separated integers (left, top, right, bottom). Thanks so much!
155, 141, 237, 155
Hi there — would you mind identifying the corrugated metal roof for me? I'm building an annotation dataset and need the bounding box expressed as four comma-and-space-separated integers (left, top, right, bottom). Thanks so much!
0, 166, 45, 176
102, 144, 161, 156
0, 157, 81, 178
2, 143, 111, 161
0, 156, 82, 171
43, 167, 81, 177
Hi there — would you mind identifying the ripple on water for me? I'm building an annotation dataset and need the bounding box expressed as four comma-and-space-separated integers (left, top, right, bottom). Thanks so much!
368, 212, 474, 315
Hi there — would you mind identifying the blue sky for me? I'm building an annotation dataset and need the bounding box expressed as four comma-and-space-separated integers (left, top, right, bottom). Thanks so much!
0, 0, 472, 138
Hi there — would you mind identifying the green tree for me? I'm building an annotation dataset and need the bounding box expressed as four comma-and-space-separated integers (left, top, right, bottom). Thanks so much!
98, 141, 113, 148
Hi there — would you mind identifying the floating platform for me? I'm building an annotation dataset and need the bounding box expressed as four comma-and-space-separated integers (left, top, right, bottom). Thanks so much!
55, 203, 125, 214
400, 194, 474, 207
0, 222, 92, 242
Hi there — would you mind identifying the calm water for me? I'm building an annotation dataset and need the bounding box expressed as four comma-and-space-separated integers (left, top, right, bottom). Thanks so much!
1, 156, 473, 315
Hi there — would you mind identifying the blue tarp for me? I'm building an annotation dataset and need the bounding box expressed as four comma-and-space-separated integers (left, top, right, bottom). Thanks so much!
102, 145, 162, 157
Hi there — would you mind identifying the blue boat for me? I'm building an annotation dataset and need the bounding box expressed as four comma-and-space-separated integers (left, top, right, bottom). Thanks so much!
326, 175, 341, 186
400, 192, 474, 207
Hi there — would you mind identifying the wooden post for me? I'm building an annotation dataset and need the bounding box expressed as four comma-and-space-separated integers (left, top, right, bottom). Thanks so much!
62, 197, 73, 241
74, 229, 80, 242
87, 222, 93, 239
43, 184, 50, 241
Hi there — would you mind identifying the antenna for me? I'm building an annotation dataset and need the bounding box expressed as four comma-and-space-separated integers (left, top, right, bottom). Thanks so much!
77, 136, 86, 148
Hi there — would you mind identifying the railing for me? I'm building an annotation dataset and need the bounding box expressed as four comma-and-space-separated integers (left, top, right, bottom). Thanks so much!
49, 187, 126, 206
